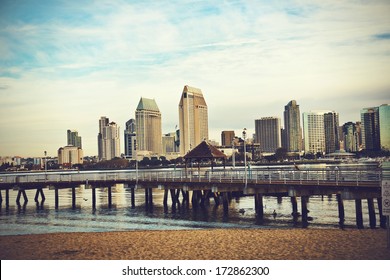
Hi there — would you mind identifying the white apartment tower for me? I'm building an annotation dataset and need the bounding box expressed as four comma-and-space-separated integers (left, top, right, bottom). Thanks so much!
303, 111, 327, 154
98, 116, 121, 161
178, 85, 208, 155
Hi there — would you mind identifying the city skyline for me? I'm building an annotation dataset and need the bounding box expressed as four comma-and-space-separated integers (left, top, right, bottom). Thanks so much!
1, 0, 389, 157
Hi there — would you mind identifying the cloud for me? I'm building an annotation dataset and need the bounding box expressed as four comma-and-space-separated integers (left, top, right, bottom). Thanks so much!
0, 0, 390, 156
374, 33, 390, 40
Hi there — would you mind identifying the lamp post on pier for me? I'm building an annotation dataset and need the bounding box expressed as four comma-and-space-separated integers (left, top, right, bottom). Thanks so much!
243, 128, 247, 188
232, 138, 235, 169
44, 150, 47, 181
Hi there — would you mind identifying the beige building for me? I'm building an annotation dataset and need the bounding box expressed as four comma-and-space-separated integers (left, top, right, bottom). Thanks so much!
136, 97, 162, 155
178, 85, 208, 155
58, 146, 83, 167
221, 130, 235, 146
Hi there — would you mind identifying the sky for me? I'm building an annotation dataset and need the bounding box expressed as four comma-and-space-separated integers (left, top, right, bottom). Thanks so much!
0, 0, 389, 157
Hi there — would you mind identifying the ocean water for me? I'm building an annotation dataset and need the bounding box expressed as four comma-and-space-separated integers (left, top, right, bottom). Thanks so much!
0, 163, 388, 236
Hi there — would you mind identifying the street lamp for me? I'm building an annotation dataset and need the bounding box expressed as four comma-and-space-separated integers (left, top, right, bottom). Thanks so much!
232, 138, 235, 169
135, 142, 138, 184
242, 128, 247, 188
44, 151, 47, 181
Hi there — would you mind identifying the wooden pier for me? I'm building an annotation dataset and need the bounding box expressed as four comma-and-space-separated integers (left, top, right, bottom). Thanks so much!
0, 167, 386, 228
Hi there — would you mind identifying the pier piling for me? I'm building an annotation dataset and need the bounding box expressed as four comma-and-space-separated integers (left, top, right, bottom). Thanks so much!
55, 188, 59, 209
377, 198, 387, 229
355, 199, 364, 229
34, 188, 45, 203
222, 192, 229, 213
336, 194, 345, 229
301, 196, 309, 228
72, 187, 76, 209
254, 193, 264, 220
291, 196, 299, 222
131, 188, 135, 209
163, 189, 168, 208
6, 189, 9, 209
92, 187, 96, 209
367, 198, 376, 229
108, 186, 112, 208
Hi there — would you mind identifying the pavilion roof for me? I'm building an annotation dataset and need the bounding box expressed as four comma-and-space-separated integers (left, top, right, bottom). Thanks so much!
184, 141, 227, 160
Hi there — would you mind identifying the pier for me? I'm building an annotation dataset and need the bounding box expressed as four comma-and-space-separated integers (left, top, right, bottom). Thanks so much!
0, 167, 386, 228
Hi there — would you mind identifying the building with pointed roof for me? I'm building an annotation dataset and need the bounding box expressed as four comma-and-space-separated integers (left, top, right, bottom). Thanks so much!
136, 97, 162, 155
179, 85, 209, 155
184, 140, 226, 170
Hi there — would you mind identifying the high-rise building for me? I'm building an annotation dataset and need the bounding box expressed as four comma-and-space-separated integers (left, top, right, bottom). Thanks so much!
303, 111, 326, 154
124, 119, 136, 159
221, 131, 235, 146
135, 97, 162, 155
98, 116, 109, 161
255, 117, 281, 153
379, 104, 390, 151
342, 122, 359, 152
97, 116, 120, 161
67, 130, 82, 149
360, 107, 380, 151
283, 100, 302, 152
324, 111, 340, 154
178, 85, 208, 155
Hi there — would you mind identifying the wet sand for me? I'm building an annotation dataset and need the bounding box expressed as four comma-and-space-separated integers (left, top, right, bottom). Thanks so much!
0, 228, 389, 260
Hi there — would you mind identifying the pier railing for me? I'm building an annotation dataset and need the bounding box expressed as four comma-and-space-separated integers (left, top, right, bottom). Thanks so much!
0, 168, 382, 187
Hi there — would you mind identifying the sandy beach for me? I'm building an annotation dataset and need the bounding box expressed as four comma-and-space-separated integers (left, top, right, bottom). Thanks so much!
1, 228, 389, 260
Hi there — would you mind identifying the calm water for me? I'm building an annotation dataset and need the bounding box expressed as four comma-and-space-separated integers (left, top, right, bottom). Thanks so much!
0, 163, 388, 236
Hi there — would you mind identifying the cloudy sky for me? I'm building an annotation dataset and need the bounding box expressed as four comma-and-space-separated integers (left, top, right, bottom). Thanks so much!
0, 0, 389, 157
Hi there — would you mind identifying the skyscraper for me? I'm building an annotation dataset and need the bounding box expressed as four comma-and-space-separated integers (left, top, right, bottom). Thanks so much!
283, 100, 302, 152
303, 111, 326, 154
178, 85, 208, 155
124, 118, 136, 159
360, 107, 380, 151
135, 97, 162, 155
221, 131, 235, 146
67, 130, 82, 149
255, 117, 281, 153
324, 111, 340, 154
97, 116, 109, 161
302, 110, 340, 155
379, 104, 390, 151
97, 116, 121, 161
342, 122, 358, 152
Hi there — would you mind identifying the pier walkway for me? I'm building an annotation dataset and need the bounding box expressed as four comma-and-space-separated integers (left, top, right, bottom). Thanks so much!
0, 167, 386, 228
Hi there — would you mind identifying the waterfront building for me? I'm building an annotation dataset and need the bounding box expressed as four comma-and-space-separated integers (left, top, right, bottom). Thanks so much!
162, 132, 177, 154
67, 130, 82, 149
135, 97, 162, 155
379, 104, 390, 151
255, 117, 281, 153
355, 122, 363, 150
342, 122, 359, 152
178, 85, 208, 155
302, 111, 326, 154
324, 111, 340, 154
97, 116, 121, 161
98, 116, 109, 161
124, 118, 136, 159
283, 100, 302, 152
360, 107, 380, 151
58, 145, 83, 167
221, 130, 235, 147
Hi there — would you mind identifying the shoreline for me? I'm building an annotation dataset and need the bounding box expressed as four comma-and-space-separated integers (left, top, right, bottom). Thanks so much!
1, 228, 389, 260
